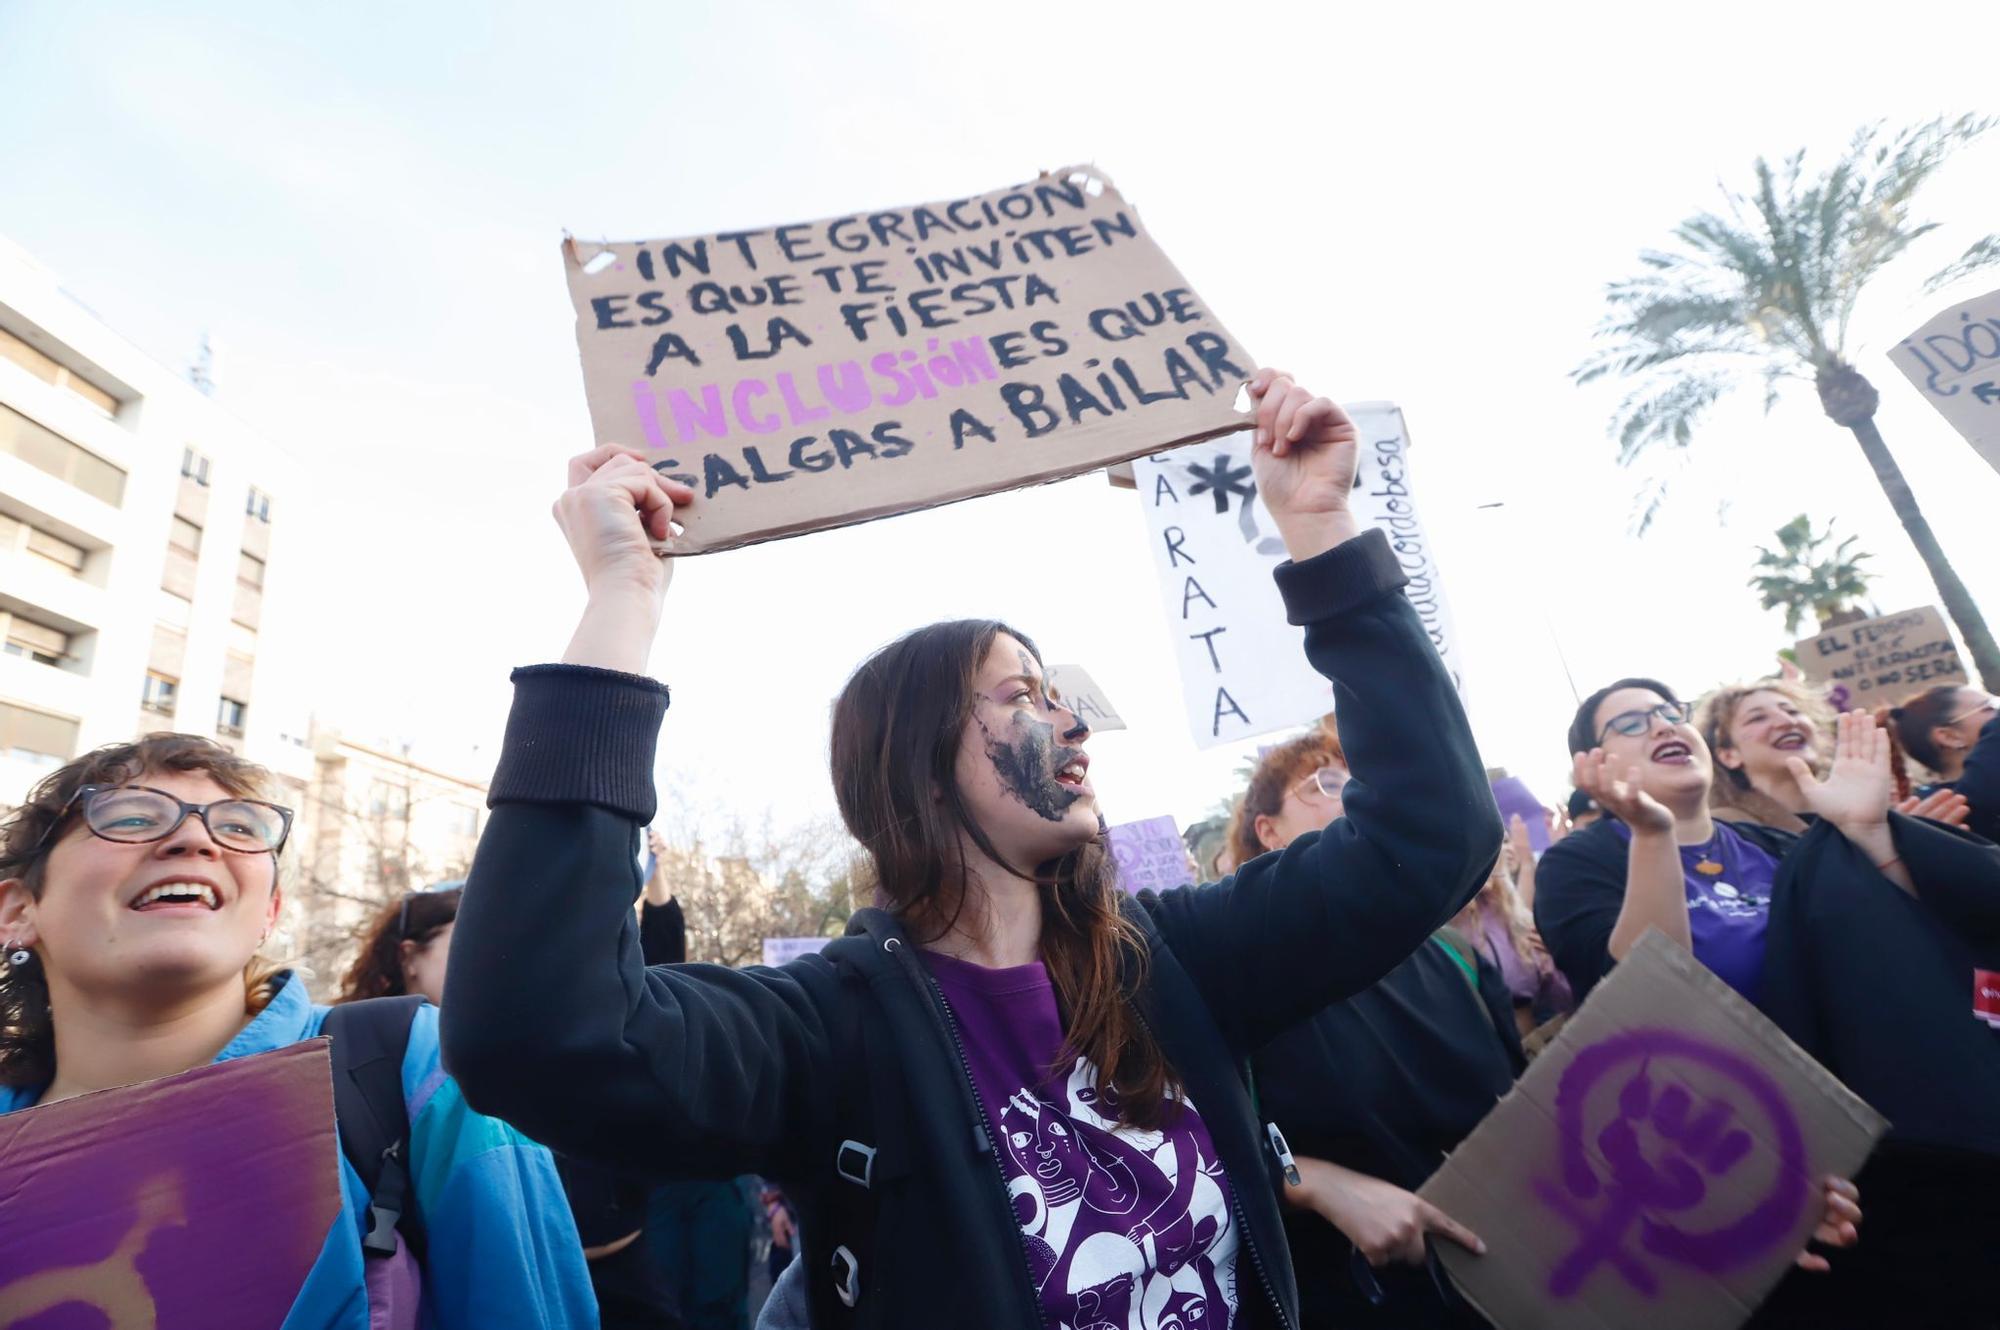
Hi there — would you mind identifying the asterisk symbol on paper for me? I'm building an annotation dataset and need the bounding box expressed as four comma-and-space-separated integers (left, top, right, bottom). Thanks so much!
1184, 453, 1256, 515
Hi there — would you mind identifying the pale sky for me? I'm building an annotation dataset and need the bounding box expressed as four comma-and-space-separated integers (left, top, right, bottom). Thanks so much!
4, 0, 1998, 846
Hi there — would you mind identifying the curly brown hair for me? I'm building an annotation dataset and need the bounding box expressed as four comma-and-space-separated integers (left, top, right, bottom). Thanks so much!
0, 734, 289, 1089
336, 885, 463, 1003
1694, 679, 1836, 828
1227, 727, 1348, 867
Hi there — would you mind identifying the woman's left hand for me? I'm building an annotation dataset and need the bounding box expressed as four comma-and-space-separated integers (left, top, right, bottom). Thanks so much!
1246, 368, 1360, 562
1895, 788, 1970, 827
1786, 711, 1894, 835
1795, 1175, 1862, 1272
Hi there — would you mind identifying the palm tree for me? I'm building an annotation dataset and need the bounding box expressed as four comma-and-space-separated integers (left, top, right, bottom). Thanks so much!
1576, 115, 2000, 690
1749, 514, 1875, 637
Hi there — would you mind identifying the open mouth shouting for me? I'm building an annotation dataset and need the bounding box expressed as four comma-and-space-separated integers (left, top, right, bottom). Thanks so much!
1649, 739, 1695, 766
1053, 752, 1092, 796
129, 876, 225, 913
1769, 728, 1809, 752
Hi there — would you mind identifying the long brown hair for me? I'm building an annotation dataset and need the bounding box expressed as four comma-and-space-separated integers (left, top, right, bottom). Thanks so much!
830, 619, 1177, 1130
0, 734, 289, 1088
337, 885, 463, 1003
1882, 684, 1963, 793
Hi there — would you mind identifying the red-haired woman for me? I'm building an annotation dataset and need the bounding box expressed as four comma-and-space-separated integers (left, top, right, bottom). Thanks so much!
443, 371, 1501, 1330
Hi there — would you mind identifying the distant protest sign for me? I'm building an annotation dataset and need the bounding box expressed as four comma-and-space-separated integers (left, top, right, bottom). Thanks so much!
1045, 663, 1126, 732
763, 936, 830, 966
1132, 403, 1463, 747
1892, 286, 2000, 477
1419, 932, 1884, 1330
563, 168, 1255, 553
1104, 815, 1192, 893
0, 1041, 339, 1329
1794, 606, 1966, 710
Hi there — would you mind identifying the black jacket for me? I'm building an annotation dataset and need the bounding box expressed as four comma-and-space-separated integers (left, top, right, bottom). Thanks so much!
1253, 937, 1522, 1328
1943, 713, 2000, 845
442, 530, 1500, 1330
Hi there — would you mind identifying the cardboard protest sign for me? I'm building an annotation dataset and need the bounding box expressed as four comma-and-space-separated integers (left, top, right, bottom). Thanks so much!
563, 168, 1255, 554
1793, 606, 1966, 710
1104, 815, 1193, 894
1891, 286, 2000, 477
763, 936, 830, 966
1132, 403, 1463, 747
1045, 663, 1127, 732
1418, 932, 1885, 1330
0, 1041, 341, 1329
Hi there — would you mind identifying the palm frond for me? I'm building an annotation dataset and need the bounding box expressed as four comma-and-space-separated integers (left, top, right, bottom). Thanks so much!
1923, 233, 2000, 296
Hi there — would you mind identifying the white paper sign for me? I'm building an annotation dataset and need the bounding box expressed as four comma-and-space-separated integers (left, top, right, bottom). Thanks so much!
761, 937, 830, 967
1045, 664, 1127, 732
1892, 287, 2000, 477
1132, 403, 1462, 748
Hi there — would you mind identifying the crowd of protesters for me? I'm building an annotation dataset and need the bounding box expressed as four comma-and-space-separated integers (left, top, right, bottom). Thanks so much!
1, 370, 1995, 1328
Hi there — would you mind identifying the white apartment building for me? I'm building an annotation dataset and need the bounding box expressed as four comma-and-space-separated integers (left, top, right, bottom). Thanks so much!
0, 236, 314, 810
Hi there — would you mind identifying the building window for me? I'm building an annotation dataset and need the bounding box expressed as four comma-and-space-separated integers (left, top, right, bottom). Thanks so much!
448, 803, 480, 838
0, 700, 78, 768
180, 448, 211, 486
0, 512, 88, 576
217, 696, 247, 737
169, 516, 203, 556
368, 781, 410, 819
0, 326, 118, 417
142, 671, 179, 715
246, 487, 272, 522
238, 551, 265, 588
0, 403, 126, 505
1, 611, 70, 667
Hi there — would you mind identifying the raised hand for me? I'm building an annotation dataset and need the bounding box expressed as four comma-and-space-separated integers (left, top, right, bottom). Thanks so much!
1245, 368, 1360, 562
1573, 749, 1674, 835
1785, 711, 1894, 835
1507, 815, 1537, 874
554, 445, 695, 602
1894, 788, 1971, 827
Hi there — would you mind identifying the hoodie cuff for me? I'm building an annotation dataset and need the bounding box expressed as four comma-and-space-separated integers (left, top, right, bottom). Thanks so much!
488, 664, 669, 822
1272, 528, 1407, 626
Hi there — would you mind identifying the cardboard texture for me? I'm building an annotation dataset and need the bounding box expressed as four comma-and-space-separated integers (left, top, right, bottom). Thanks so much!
563, 167, 1255, 553
0, 1040, 341, 1328
1417, 932, 1885, 1330
1104, 815, 1192, 894
1045, 663, 1127, 733
1793, 606, 1967, 710
1891, 287, 2000, 478
1132, 403, 1463, 748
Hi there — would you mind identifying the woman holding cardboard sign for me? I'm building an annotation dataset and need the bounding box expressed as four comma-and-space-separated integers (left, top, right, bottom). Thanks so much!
443, 370, 1501, 1330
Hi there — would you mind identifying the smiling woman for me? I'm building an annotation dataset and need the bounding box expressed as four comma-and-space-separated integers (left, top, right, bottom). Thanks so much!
0, 734, 597, 1329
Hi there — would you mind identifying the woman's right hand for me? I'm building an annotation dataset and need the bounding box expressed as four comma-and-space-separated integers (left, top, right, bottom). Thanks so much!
554, 445, 695, 602
1573, 749, 1673, 835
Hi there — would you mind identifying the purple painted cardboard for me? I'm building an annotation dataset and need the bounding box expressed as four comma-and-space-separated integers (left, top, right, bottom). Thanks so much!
0, 1040, 341, 1328
1490, 776, 1549, 853
1105, 815, 1192, 894
1417, 931, 1885, 1330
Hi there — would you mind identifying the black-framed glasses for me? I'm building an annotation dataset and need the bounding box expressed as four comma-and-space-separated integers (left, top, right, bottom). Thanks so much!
1596, 701, 1693, 745
1292, 767, 1346, 801
38, 784, 292, 855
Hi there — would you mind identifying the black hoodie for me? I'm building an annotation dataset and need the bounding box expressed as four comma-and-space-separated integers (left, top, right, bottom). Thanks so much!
442, 529, 1500, 1330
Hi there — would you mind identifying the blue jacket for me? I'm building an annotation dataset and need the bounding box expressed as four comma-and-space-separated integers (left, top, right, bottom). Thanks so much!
0, 973, 598, 1329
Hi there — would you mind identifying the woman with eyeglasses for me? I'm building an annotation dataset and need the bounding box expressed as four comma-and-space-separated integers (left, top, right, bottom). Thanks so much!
1230, 728, 1519, 1330
442, 372, 1502, 1330
0, 735, 596, 1329
1884, 685, 2000, 843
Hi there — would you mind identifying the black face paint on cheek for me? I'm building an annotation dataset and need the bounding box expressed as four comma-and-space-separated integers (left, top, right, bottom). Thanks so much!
979, 712, 1082, 823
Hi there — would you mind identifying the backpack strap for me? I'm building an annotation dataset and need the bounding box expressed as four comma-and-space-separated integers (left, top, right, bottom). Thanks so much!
322, 995, 428, 1262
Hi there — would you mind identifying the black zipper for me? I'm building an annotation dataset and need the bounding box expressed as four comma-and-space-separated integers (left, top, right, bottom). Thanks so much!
892, 942, 1046, 1330
1127, 1001, 1294, 1330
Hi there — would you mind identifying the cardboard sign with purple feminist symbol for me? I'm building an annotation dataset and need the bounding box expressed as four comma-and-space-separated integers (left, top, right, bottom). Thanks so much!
1418, 932, 1885, 1330
0, 1041, 341, 1329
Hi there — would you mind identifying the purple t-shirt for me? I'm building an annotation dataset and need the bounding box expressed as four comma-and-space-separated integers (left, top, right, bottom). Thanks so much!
1612, 820, 1779, 1001
924, 950, 1240, 1330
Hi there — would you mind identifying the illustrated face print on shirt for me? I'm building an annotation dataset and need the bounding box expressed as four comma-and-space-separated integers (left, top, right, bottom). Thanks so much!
1002, 1089, 1141, 1214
